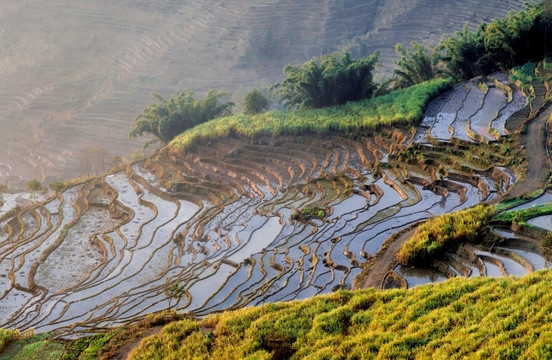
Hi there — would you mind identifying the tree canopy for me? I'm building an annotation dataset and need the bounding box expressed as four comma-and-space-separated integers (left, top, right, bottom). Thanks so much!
26, 179, 41, 192
243, 88, 269, 115
269, 50, 380, 110
129, 90, 234, 145
392, 42, 445, 88
436, 2, 552, 80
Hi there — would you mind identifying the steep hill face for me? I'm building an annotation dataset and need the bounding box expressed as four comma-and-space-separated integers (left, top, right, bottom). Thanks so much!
0, 0, 534, 184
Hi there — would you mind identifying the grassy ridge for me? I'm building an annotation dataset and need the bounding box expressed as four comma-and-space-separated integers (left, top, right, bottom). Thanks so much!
494, 202, 552, 224
396, 205, 497, 266
128, 271, 552, 360
170, 78, 453, 150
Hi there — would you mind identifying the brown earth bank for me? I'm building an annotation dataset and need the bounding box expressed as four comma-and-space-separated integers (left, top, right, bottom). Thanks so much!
507, 104, 552, 198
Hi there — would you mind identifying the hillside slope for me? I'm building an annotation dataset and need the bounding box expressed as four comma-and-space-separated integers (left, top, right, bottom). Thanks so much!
128, 270, 552, 359
0, 0, 534, 183
1, 70, 548, 336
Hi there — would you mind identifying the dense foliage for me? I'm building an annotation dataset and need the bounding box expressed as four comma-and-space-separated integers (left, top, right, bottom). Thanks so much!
510, 62, 540, 85
129, 90, 234, 145
436, 1, 552, 80
269, 50, 380, 109
243, 88, 269, 115
170, 78, 453, 150
128, 271, 552, 359
393, 42, 445, 88
0, 332, 117, 360
396, 205, 496, 266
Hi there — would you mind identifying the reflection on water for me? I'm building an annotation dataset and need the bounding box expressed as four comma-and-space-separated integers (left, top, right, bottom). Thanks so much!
507, 192, 552, 212
527, 215, 552, 232
395, 265, 447, 288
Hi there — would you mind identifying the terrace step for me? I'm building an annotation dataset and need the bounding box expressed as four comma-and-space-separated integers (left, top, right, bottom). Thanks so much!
0, 91, 535, 332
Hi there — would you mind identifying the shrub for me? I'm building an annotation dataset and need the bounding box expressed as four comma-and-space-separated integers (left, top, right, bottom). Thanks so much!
243, 88, 269, 115
0, 329, 19, 353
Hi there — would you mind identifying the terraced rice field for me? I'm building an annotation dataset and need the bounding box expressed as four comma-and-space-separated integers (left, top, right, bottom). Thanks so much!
424, 74, 527, 143
0, 0, 534, 184
391, 231, 547, 289
0, 73, 549, 335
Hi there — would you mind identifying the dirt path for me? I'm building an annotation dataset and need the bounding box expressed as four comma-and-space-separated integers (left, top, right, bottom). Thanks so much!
508, 104, 552, 198
116, 325, 164, 360
359, 227, 417, 289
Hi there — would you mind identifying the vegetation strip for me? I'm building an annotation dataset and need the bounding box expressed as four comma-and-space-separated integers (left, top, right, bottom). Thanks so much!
128, 271, 552, 360
170, 78, 453, 150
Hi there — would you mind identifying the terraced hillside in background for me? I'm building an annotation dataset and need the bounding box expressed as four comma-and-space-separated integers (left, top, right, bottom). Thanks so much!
1, 68, 551, 340
0, 0, 534, 185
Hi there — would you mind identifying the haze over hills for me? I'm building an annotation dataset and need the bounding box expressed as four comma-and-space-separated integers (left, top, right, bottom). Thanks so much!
3, 1, 552, 358
0, 0, 535, 185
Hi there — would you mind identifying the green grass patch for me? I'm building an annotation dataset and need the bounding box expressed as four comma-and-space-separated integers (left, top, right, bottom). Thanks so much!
127, 271, 552, 359
494, 202, 552, 223
0, 334, 66, 360
13, 341, 65, 360
61, 336, 97, 360
170, 78, 453, 151
494, 189, 545, 212
396, 205, 496, 266
80, 333, 116, 360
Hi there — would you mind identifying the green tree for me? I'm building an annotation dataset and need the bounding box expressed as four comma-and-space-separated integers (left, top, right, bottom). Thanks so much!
49, 181, 67, 194
164, 282, 186, 310
269, 50, 380, 110
392, 42, 445, 88
435, 3, 550, 81
243, 88, 269, 115
129, 90, 234, 145
436, 24, 487, 80
482, 21, 514, 69
26, 179, 41, 202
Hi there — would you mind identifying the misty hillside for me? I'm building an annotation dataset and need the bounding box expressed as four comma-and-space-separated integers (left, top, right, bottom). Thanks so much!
3, 1, 552, 358
0, 0, 533, 185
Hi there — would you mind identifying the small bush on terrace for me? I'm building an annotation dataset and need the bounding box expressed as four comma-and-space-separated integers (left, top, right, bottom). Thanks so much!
242, 88, 269, 115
